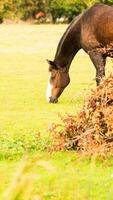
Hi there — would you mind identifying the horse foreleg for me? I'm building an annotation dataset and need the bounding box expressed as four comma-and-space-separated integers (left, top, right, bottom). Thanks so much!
88, 50, 106, 86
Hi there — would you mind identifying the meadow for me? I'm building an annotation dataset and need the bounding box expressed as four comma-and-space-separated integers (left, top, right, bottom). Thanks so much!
0, 24, 113, 199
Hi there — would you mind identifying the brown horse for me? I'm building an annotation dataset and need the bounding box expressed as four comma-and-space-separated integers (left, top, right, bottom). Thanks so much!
46, 3, 113, 103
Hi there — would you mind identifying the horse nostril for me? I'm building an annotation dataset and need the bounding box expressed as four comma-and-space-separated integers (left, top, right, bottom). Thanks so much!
49, 96, 58, 103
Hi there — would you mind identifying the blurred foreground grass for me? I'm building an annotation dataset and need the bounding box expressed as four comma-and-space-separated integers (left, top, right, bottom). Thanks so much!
1, 153, 113, 200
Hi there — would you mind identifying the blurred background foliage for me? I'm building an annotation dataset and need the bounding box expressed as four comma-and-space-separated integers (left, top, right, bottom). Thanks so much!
0, 0, 113, 23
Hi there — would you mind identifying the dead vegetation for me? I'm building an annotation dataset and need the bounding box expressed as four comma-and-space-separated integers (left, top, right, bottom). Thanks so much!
49, 75, 113, 158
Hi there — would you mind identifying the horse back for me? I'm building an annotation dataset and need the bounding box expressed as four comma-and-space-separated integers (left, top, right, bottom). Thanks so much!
80, 4, 113, 50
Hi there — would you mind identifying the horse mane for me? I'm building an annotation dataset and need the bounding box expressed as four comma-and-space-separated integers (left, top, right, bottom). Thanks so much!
54, 13, 83, 64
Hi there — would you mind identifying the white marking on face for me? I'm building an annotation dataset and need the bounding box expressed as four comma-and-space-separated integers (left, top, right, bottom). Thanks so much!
46, 73, 53, 102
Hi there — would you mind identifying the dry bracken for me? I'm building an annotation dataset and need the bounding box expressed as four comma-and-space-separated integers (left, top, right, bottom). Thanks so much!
50, 75, 113, 158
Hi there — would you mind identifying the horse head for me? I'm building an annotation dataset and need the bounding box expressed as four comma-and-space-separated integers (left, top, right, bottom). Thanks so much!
46, 60, 70, 103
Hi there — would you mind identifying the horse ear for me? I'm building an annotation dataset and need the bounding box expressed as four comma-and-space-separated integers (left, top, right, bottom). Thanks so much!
46, 59, 54, 65
46, 59, 58, 69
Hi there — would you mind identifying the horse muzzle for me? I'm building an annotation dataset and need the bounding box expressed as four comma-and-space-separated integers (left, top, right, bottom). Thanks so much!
49, 96, 58, 103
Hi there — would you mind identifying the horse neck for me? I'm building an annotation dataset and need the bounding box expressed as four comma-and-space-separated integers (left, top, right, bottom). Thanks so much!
54, 19, 81, 68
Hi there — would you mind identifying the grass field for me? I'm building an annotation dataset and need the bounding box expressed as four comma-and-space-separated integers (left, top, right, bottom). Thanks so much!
0, 24, 113, 199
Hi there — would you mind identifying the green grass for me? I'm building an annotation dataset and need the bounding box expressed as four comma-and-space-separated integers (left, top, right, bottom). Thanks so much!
0, 24, 113, 199
1, 153, 113, 200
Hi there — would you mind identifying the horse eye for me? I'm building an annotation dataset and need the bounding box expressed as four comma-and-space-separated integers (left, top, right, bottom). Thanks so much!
51, 74, 55, 79
50, 71, 56, 79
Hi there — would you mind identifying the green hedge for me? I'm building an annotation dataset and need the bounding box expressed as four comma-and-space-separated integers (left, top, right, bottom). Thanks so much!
0, 0, 113, 23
